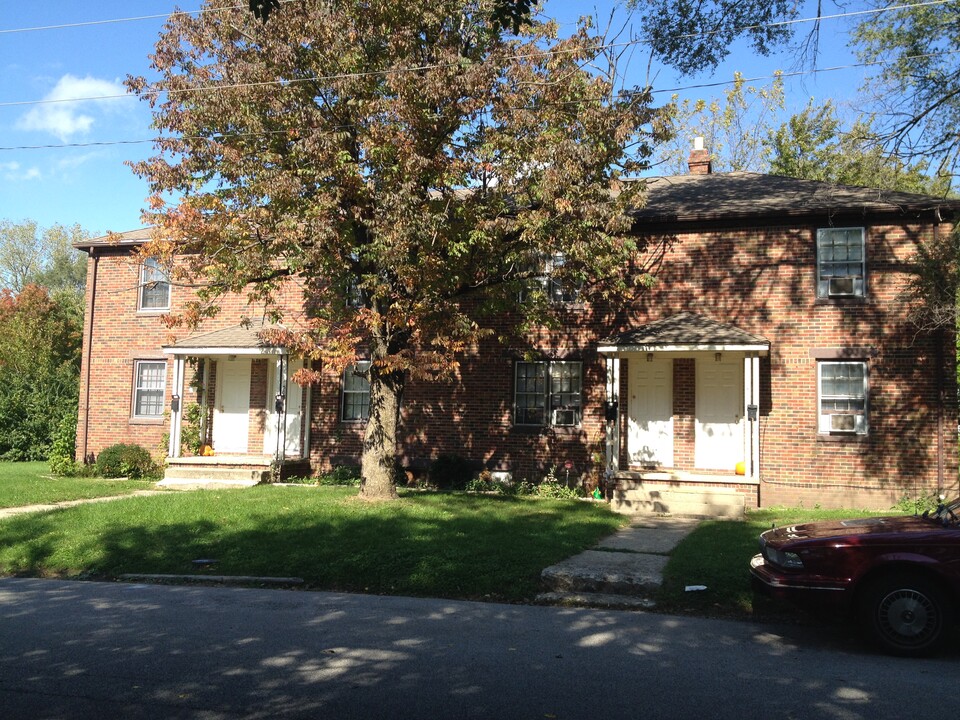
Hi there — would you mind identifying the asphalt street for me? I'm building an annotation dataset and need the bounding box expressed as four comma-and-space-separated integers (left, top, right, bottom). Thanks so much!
0, 578, 956, 719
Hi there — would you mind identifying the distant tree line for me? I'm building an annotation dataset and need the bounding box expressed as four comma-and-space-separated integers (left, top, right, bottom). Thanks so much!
0, 220, 88, 461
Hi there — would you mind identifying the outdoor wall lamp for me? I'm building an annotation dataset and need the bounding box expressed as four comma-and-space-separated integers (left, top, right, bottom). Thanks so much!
646, 353, 654, 362
275, 393, 284, 413
171, 394, 180, 413
714, 352, 722, 363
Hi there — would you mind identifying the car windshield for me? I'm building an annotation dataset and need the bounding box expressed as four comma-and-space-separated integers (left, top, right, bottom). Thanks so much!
930, 498, 960, 526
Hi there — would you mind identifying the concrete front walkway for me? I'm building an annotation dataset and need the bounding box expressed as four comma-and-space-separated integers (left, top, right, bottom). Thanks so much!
539, 516, 701, 609
0, 490, 165, 521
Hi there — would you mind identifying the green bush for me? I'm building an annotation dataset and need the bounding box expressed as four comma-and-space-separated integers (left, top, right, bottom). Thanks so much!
48, 408, 78, 476
428, 454, 474, 490
95, 443, 159, 479
316, 466, 362, 486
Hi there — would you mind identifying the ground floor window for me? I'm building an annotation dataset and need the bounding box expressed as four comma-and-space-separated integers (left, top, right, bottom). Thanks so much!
133, 360, 166, 418
514, 360, 582, 427
341, 361, 371, 421
818, 360, 867, 434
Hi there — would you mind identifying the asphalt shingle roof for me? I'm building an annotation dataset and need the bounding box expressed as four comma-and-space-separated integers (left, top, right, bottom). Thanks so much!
599, 312, 769, 350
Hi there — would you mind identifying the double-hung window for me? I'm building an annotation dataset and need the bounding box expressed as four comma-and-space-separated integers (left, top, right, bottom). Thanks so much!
133, 360, 166, 418
816, 227, 865, 298
519, 253, 581, 305
139, 257, 170, 310
818, 361, 868, 435
341, 361, 371, 421
514, 360, 582, 427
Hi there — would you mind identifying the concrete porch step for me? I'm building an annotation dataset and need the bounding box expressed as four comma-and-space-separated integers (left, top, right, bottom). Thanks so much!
160, 462, 271, 487
610, 478, 746, 519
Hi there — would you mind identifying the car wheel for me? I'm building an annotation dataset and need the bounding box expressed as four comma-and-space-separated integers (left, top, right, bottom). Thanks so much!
859, 573, 952, 657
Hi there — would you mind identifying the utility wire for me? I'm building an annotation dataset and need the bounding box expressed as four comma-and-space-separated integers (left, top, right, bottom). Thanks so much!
0, 0, 954, 109
0, 1, 298, 34
1, 48, 953, 153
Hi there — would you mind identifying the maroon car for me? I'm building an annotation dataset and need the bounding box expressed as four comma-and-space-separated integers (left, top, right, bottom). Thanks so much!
750, 498, 960, 656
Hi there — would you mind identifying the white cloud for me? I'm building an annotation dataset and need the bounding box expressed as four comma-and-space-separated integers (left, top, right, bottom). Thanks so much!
0, 161, 42, 181
17, 74, 129, 142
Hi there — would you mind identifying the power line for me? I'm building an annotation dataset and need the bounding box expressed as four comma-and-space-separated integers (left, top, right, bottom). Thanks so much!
0, 0, 953, 109
3, 43, 958, 153
0, 1, 298, 34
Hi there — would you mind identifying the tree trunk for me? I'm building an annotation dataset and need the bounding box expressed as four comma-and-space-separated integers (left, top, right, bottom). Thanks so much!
359, 357, 402, 501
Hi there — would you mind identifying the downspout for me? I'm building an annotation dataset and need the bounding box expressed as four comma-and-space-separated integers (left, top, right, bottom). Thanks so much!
80, 248, 99, 463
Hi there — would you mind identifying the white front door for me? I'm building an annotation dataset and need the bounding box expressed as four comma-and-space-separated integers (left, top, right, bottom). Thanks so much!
264, 358, 304, 457
627, 357, 673, 467
213, 359, 251, 454
696, 359, 743, 470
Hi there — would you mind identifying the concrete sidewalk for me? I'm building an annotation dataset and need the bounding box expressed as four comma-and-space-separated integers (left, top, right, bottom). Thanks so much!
0, 490, 165, 520
538, 516, 700, 609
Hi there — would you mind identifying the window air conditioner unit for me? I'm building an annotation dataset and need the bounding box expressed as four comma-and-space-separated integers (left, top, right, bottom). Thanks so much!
830, 414, 858, 433
552, 408, 578, 426
828, 276, 856, 296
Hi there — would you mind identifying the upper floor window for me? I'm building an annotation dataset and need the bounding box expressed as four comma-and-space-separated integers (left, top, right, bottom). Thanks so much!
133, 360, 166, 418
817, 227, 865, 298
341, 361, 371, 422
139, 257, 170, 310
514, 360, 582, 427
818, 361, 867, 435
520, 253, 581, 305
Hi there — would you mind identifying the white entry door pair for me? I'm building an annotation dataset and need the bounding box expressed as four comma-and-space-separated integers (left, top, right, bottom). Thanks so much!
627, 356, 742, 471
212, 358, 303, 456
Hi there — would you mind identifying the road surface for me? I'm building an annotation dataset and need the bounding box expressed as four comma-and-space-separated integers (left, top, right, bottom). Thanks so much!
0, 578, 955, 719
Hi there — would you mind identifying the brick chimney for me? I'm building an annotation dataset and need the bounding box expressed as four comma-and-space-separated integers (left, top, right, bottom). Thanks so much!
688, 136, 712, 175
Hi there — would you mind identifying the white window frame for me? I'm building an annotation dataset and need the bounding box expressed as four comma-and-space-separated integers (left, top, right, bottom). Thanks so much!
133, 360, 167, 419
341, 361, 371, 422
816, 227, 865, 298
817, 361, 868, 435
139, 257, 171, 311
519, 253, 581, 305
514, 360, 582, 427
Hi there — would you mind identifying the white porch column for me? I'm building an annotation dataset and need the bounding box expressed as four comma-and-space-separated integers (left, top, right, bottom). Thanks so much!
168, 355, 186, 458
605, 356, 621, 474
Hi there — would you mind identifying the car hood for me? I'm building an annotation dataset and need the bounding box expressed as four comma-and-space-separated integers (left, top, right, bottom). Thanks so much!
762, 515, 939, 545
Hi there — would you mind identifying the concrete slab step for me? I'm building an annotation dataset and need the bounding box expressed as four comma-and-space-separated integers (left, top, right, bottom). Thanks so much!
610, 484, 746, 519
160, 465, 269, 487
540, 549, 668, 596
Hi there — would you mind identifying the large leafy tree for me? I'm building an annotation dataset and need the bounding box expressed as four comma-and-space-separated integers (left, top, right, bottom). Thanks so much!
0, 220, 89, 295
0, 284, 82, 460
129, 0, 660, 500
767, 100, 950, 195
853, 1, 960, 175
655, 72, 784, 174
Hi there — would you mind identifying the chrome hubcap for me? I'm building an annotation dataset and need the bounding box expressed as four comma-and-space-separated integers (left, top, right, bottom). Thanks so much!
879, 589, 935, 642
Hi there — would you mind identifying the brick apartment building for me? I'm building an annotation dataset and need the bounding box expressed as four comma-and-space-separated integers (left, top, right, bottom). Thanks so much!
75, 158, 960, 513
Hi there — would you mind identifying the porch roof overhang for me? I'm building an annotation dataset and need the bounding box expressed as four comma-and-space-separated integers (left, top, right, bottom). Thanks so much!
162, 321, 287, 357
597, 312, 770, 355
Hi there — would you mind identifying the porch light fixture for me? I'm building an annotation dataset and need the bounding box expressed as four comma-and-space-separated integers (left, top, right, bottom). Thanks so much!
646, 353, 654, 363
275, 392, 284, 414
171, 394, 180, 412
714, 352, 722, 363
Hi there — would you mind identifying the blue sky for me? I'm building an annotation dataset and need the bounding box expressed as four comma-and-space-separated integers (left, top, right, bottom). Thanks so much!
0, 0, 866, 236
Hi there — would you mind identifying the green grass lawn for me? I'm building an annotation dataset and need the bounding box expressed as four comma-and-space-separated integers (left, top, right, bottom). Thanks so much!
0, 462, 154, 508
0, 486, 629, 602
656, 506, 902, 622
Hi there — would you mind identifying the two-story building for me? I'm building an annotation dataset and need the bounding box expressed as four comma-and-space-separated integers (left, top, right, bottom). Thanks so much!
75, 154, 960, 514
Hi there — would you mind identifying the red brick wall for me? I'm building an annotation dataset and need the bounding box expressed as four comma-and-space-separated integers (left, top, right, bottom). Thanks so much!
78, 216, 959, 509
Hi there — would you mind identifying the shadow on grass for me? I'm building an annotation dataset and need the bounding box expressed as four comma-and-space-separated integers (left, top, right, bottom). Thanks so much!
0, 488, 626, 603
656, 519, 812, 624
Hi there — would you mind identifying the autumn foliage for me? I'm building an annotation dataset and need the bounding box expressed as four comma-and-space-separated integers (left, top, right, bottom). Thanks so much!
129, 0, 661, 498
